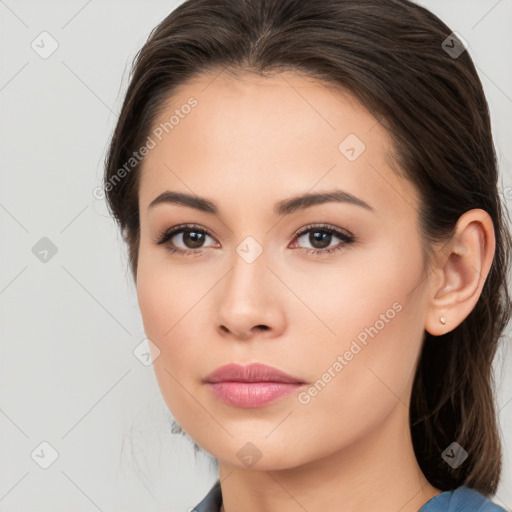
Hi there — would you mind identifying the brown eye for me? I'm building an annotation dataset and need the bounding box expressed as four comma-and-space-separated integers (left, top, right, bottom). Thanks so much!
179, 230, 207, 249
154, 224, 217, 256
291, 224, 355, 256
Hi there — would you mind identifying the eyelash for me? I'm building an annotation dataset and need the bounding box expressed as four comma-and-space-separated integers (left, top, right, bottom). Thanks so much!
153, 223, 355, 257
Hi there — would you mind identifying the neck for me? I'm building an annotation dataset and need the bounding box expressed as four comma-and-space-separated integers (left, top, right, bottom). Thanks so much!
217, 402, 441, 512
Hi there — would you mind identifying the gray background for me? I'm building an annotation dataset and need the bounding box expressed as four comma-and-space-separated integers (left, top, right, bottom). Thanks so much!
0, 1, 511, 510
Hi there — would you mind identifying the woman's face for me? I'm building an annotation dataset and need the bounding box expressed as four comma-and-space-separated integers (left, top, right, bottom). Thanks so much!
136, 70, 431, 470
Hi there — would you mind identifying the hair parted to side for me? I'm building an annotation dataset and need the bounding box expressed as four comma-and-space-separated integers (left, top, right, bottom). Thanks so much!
103, 0, 512, 495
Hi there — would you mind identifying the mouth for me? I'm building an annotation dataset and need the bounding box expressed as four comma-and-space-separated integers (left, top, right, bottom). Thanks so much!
206, 381, 305, 408
204, 362, 306, 384
204, 362, 306, 408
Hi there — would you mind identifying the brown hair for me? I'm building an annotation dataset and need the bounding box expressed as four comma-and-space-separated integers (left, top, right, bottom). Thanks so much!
103, 0, 512, 495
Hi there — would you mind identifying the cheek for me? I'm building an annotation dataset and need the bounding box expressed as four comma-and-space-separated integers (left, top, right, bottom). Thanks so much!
292, 242, 424, 361
135, 260, 192, 388
136, 258, 205, 423
304, 238, 427, 415
136, 247, 206, 341
291, 282, 425, 462
136, 270, 171, 343
136, 252, 219, 385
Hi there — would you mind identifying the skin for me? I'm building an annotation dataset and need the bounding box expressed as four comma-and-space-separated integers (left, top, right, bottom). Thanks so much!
135, 70, 496, 512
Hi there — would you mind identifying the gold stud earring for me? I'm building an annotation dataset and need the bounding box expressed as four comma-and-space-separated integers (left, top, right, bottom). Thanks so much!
440, 316, 447, 325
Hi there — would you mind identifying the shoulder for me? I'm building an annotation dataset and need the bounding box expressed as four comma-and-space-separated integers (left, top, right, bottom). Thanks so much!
191, 479, 222, 512
420, 486, 507, 512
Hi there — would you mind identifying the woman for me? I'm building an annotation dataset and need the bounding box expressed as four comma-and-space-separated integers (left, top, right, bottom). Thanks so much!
103, 0, 511, 510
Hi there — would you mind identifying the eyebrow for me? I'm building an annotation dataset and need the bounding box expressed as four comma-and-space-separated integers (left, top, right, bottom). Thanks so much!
148, 189, 374, 216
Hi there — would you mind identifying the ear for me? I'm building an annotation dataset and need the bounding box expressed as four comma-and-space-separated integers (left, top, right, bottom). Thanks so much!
425, 208, 496, 336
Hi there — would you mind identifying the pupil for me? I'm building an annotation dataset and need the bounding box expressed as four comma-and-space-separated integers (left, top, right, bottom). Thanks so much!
311, 231, 330, 249
185, 231, 204, 248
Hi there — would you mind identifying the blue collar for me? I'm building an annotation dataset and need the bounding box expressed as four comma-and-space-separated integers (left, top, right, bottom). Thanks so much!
192, 481, 506, 512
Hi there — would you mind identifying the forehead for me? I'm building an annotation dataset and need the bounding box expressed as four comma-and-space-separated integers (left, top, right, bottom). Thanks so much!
138, 70, 419, 220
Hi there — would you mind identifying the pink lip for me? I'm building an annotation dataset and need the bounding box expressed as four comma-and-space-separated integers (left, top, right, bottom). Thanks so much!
204, 363, 306, 408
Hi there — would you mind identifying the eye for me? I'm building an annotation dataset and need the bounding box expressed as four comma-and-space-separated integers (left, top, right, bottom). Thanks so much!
153, 222, 355, 257
153, 223, 217, 256
290, 223, 355, 256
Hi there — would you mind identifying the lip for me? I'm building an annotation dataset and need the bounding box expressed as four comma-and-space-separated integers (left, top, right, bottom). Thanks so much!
204, 363, 306, 408
204, 362, 305, 384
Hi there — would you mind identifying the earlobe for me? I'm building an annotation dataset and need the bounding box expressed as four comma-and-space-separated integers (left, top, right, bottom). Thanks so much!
425, 209, 495, 336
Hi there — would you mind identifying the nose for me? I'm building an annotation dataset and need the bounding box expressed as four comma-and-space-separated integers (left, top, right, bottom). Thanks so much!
215, 250, 286, 341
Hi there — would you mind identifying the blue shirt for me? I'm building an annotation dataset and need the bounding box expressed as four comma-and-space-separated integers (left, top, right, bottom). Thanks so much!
192, 480, 508, 511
